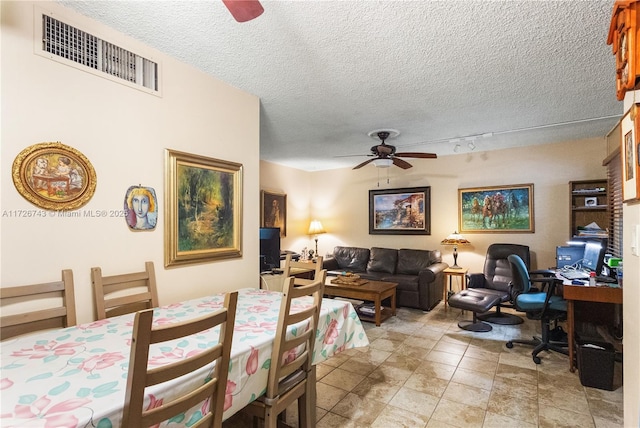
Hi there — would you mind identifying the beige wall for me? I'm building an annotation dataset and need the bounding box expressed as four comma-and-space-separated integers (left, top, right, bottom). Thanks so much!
1, 1, 260, 324
622, 93, 640, 427
263, 137, 608, 273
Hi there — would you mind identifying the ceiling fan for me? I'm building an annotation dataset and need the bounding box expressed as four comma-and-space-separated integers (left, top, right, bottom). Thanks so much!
222, 0, 264, 22
352, 130, 437, 170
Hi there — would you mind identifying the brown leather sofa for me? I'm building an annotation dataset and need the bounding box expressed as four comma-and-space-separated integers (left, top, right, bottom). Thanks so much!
323, 246, 448, 311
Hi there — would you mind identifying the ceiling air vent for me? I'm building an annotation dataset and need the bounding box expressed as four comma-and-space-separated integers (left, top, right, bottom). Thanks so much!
39, 12, 159, 94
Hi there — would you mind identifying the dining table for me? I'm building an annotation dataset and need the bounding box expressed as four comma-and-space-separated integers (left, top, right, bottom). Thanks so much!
0, 287, 369, 427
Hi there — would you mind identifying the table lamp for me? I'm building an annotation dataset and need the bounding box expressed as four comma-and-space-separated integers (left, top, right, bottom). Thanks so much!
308, 219, 326, 261
441, 231, 470, 269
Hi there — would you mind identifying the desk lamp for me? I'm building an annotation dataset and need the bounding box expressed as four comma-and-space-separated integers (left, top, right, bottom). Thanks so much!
441, 231, 470, 269
308, 220, 326, 261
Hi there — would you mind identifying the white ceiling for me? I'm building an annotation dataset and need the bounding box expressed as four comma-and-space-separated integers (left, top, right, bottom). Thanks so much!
60, 0, 623, 171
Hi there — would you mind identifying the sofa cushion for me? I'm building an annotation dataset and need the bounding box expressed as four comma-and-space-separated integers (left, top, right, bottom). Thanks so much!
332, 246, 370, 272
397, 249, 438, 275
379, 274, 419, 292
367, 247, 397, 274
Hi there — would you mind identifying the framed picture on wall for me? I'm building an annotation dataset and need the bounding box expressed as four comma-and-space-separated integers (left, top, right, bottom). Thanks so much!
458, 183, 534, 233
369, 186, 431, 235
11, 141, 97, 211
165, 149, 243, 267
621, 106, 639, 201
261, 190, 286, 237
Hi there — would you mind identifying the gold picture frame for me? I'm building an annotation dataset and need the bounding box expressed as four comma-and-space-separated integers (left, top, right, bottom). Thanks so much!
11, 142, 97, 211
164, 149, 243, 267
621, 105, 640, 201
458, 183, 534, 233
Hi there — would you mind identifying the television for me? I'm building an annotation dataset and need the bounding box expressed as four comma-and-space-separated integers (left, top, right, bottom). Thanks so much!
581, 241, 606, 274
259, 227, 281, 272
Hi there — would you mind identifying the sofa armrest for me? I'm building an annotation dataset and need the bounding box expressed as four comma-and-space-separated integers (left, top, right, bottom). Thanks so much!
322, 258, 340, 272
418, 262, 448, 283
467, 273, 487, 288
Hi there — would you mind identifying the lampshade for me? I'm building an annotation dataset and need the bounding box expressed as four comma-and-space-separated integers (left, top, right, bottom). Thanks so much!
308, 219, 326, 235
440, 231, 470, 269
372, 158, 392, 168
441, 231, 470, 246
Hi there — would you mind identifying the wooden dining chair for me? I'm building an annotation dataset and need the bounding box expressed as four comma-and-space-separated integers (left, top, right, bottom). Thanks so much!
1, 269, 76, 341
122, 291, 238, 428
91, 261, 159, 319
282, 254, 324, 286
244, 270, 326, 428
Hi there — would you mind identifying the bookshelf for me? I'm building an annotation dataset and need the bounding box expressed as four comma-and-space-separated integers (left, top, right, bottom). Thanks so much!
569, 180, 609, 239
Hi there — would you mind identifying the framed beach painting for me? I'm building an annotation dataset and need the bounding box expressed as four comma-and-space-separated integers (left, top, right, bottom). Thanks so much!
369, 186, 431, 235
165, 149, 243, 267
11, 141, 97, 211
458, 183, 534, 233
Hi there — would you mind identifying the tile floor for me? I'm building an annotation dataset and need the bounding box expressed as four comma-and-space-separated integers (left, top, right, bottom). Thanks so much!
223, 302, 624, 428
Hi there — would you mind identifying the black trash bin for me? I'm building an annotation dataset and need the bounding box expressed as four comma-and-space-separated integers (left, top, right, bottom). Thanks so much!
577, 339, 616, 390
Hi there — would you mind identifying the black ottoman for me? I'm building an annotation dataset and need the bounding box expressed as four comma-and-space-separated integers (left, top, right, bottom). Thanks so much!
448, 289, 501, 332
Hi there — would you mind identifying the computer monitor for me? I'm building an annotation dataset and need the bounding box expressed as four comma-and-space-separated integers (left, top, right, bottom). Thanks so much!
259, 227, 281, 272
556, 246, 584, 268
581, 241, 606, 274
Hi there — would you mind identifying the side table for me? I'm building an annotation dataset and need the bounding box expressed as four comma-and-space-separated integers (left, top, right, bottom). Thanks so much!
443, 267, 468, 308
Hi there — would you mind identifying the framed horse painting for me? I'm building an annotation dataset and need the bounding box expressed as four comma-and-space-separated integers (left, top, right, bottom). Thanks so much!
458, 184, 534, 233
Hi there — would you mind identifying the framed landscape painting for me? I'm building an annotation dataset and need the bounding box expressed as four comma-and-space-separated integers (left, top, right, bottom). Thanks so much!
369, 186, 431, 235
458, 183, 534, 233
165, 149, 243, 267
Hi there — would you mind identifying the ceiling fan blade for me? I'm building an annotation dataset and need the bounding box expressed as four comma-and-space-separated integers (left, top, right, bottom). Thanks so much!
222, 0, 264, 22
394, 152, 438, 159
392, 157, 413, 169
353, 158, 376, 170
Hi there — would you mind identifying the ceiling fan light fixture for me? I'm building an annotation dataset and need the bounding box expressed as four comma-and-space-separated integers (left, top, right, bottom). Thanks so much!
372, 158, 393, 168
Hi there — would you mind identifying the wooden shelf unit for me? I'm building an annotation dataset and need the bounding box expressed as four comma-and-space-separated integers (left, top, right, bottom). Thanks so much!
569, 179, 609, 239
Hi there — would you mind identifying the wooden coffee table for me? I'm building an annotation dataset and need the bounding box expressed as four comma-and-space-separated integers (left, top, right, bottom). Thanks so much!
324, 278, 397, 326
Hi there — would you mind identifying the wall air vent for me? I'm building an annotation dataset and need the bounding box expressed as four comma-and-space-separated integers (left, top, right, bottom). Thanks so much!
38, 11, 160, 94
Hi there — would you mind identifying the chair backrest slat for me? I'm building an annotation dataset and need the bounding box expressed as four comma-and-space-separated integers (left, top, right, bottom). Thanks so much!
92, 261, 159, 319
122, 291, 238, 428
1, 269, 76, 340
282, 255, 324, 286
266, 270, 326, 399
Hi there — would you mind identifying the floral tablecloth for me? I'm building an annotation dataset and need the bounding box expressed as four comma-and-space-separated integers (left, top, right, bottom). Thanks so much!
0, 288, 369, 427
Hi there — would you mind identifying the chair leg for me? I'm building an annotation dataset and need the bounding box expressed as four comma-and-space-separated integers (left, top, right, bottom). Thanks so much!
458, 312, 493, 332
477, 304, 524, 325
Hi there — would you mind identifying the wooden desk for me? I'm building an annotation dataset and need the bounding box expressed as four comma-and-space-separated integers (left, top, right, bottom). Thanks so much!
443, 267, 468, 308
563, 284, 623, 372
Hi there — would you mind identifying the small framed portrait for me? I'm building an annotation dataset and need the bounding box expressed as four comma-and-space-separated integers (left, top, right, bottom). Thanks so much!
124, 185, 158, 230
11, 141, 97, 211
261, 190, 287, 237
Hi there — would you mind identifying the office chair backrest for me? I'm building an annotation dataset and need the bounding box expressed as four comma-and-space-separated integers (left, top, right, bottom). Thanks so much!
484, 244, 530, 292
507, 254, 532, 298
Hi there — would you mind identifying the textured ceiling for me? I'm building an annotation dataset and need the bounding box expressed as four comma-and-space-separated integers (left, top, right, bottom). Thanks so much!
60, 0, 623, 171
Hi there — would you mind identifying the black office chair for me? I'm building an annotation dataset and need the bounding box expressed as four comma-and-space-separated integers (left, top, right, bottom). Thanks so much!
467, 243, 531, 325
506, 254, 568, 364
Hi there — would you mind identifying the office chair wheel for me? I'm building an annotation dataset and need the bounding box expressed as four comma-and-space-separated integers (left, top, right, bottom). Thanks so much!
533, 355, 541, 364
506, 341, 514, 349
